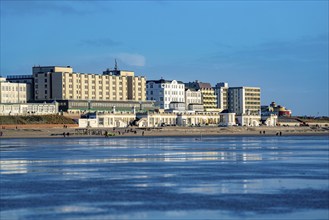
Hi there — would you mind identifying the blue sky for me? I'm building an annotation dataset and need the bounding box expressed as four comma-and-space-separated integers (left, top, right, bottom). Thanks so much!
1, 1, 328, 116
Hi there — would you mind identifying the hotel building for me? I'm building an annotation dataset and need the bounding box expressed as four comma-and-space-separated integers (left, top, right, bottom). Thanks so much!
146, 79, 185, 109
32, 66, 146, 102
185, 81, 217, 111
214, 82, 229, 110
228, 87, 261, 115
185, 88, 202, 109
6, 75, 34, 101
0, 77, 27, 104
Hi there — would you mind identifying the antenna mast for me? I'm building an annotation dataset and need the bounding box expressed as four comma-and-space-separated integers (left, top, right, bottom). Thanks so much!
114, 59, 118, 71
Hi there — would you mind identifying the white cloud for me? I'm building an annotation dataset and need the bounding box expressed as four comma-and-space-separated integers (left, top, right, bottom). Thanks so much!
116, 53, 146, 67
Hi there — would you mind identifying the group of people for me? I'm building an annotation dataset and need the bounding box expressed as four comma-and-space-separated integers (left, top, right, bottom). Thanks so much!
259, 130, 283, 136
62, 132, 70, 137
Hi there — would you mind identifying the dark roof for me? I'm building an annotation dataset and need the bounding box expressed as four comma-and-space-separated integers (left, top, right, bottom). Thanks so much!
185, 88, 200, 91
185, 81, 212, 89
147, 79, 184, 84
198, 82, 212, 89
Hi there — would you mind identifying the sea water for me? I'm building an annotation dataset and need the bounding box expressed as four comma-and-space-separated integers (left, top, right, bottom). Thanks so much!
1, 136, 328, 219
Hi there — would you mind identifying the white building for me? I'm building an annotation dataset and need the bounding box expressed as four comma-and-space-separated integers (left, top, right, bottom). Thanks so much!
261, 114, 278, 126
78, 112, 136, 128
0, 102, 58, 116
136, 111, 236, 127
0, 77, 27, 104
219, 112, 236, 126
228, 87, 261, 116
236, 115, 261, 126
215, 82, 229, 110
185, 88, 202, 109
6, 75, 34, 101
146, 79, 185, 109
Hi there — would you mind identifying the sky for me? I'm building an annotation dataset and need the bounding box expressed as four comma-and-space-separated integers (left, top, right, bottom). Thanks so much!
0, 0, 328, 116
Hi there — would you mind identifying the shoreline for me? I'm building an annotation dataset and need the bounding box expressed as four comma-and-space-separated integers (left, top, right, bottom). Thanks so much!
0, 126, 328, 139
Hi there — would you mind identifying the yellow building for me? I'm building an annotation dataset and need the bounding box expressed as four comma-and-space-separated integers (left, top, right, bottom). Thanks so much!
32, 66, 146, 102
185, 81, 217, 111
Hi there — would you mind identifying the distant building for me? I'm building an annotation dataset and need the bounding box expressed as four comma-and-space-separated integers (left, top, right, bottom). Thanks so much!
146, 79, 185, 109
228, 87, 261, 115
214, 82, 229, 110
185, 88, 202, 109
185, 80, 217, 111
0, 102, 58, 116
32, 65, 146, 102
6, 75, 34, 101
78, 112, 136, 128
262, 102, 292, 117
169, 102, 186, 111
0, 77, 27, 104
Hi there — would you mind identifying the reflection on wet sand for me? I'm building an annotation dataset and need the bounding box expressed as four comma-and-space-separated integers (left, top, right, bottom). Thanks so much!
0, 136, 328, 220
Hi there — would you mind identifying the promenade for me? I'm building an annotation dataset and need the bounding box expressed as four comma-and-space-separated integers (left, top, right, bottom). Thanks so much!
0, 125, 328, 138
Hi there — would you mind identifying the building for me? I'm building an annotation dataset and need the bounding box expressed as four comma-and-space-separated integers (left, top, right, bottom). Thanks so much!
6, 75, 34, 101
146, 79, 185, 109
185, 81, 217, 111
219, 112, 236, 126
136, 111, 178, 127
0, 77, 27, 104
261, 102, 292, 117
32, 65, 146, 102
185, 88, 202, 109
228, 87, 261, 115
168, 102, 186, 111
46, 99, 156, 114
214, 82, 229, 110
261, 114, 278, 126
78, 112, 136, 128
236, 115, 261, 126
0, 102, 58, 116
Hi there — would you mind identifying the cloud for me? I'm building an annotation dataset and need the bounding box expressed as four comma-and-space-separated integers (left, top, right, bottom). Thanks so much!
0, 1, 109, 16
116, 53, 146, 67
80, 38, 122, 47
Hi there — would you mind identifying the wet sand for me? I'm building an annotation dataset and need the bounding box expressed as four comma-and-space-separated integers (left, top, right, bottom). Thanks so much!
0, 125, 328, 139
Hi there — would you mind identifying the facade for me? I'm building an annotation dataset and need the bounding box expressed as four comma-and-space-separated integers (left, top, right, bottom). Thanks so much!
215, 82, 229, 110
261, 114, 278, 126
169, 102, 186, 111
49, 99, 156, 114
236, 115, 261, 126
185, 88, 202, 109
219, 113, 236, 126
0, 102, 58, 116
228, 87, 261, 115
188, 104, 204, 112
136, 111, 235, 127
146, 79, 185, 109
137, 112, 178, 127
0, 77, 27, 104
185, 81, 217, 111
6, 75, 34, 101
32, 66, 146, 102
78, 112, 136, 128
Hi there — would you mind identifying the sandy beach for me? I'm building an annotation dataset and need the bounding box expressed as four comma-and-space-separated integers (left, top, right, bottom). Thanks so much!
0, 124, 328, 139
